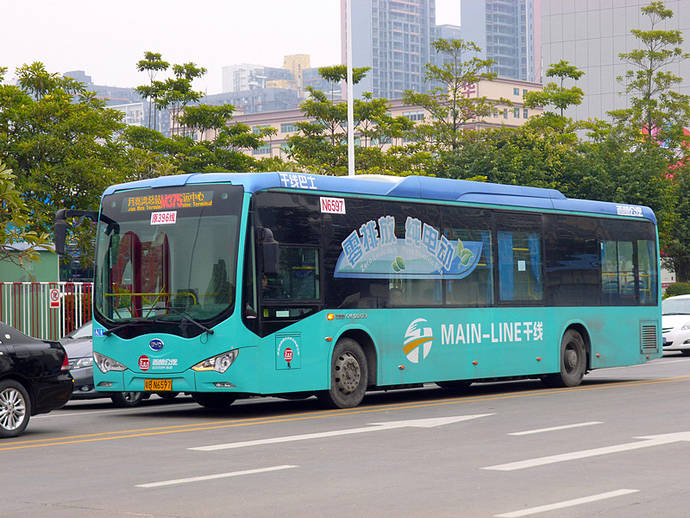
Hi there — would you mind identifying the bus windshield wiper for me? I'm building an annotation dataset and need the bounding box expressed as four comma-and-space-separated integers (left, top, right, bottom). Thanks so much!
103, 321, 139, 336
154, 305, 215, 335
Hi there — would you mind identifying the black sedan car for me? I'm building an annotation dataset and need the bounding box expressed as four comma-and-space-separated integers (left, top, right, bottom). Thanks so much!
0, 321, 73, 437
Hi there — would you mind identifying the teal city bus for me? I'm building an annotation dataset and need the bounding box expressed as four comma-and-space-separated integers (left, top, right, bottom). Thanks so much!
56, 172, 662, 409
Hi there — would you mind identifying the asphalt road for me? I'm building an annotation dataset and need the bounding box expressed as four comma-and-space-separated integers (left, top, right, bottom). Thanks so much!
3, 353, 690, 518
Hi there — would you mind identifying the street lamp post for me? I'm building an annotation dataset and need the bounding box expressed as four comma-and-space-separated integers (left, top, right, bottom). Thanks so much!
346, 0, 355, 176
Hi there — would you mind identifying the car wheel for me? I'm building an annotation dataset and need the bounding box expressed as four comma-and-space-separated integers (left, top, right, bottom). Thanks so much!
191, 393, 236, 409
681, 350, 690, 357
111, 391, 145, 408
318, 338, 368, 409
0, 380, 32, 438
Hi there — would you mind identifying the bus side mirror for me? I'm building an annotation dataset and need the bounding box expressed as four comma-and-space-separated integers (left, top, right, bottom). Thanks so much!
54, 209, 101, 255
259, 228, 280, 274
54, 211, 68, 255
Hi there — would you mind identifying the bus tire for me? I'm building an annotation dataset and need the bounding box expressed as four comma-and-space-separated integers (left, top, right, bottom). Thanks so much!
0, 379, 31, 438
192, 392, 236, 410
542, 329, 587, 388
111, 391, 145, 407
436, 380, 472, 392
318, 338, 368, 409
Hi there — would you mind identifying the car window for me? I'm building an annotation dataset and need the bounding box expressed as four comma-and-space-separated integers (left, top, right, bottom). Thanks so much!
662, 298, 690, 315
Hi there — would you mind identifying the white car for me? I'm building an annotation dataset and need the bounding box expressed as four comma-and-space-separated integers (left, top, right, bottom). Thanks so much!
662, 295, 690, 356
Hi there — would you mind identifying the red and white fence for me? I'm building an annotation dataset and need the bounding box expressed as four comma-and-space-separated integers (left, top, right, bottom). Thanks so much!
0, 282, 93, 341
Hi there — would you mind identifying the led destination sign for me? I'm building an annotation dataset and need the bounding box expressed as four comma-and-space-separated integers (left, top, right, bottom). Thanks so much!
124, 191, 214, 213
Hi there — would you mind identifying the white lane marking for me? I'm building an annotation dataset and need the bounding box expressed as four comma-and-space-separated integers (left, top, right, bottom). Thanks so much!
484, 431, 690, 471
508, 421, 602, 436
190, 414, 493, 451
136, 465, 297, 488
595, 358, 690, 371
494, 489, 639, 517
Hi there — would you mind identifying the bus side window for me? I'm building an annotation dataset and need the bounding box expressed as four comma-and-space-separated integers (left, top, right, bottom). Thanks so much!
601, 240, 636, 304
637, 239, 657, 304
497, 230, 543, 302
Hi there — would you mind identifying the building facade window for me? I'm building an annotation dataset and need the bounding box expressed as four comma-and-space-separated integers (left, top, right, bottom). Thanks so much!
403, 111, 425, 121
280, 122, 299, 134
253, 144, 271, 155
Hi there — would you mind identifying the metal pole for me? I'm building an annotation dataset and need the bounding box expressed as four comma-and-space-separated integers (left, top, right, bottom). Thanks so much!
346, 0, 355, 176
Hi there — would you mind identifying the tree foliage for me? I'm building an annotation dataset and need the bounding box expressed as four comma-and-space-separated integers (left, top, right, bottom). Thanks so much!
0, 160, 50, 269
609, 1, 690, 152
403, 38, 497, 151
0, 62, 129, 234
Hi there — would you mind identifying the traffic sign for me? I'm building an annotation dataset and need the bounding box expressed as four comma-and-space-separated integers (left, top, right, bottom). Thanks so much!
49, 288, 60, 309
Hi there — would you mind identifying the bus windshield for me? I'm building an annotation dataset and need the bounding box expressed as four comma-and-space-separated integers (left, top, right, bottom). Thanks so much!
94, 185, 244, 328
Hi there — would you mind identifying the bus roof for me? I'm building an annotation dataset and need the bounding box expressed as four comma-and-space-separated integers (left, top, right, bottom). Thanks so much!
103, 171, 657, 224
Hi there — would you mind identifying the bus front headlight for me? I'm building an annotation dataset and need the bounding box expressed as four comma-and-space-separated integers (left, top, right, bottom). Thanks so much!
94, 352, 127, 373
192, 350, 238, 374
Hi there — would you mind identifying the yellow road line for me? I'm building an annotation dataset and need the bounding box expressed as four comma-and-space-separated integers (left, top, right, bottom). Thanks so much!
2, 375, 688, 452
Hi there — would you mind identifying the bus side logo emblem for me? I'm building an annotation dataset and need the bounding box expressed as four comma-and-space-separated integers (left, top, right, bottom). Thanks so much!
403, 318, 434, 363
149, 339, 164, 352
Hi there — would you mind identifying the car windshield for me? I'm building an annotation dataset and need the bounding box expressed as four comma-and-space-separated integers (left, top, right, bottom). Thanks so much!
662, 298, 690, 315
94, 184, 244, 324
64, 322, 92, 339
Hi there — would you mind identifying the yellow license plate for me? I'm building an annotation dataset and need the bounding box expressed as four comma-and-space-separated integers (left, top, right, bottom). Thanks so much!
144, 379, 172, 391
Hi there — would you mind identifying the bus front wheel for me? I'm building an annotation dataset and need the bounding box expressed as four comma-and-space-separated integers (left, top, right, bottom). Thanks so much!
318, 338, 368, 409
542, 329, 587, 388
192, 392, 236, 410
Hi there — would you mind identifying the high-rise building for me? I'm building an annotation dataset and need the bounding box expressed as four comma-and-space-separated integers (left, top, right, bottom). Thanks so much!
541, 0, 690, 122
342, 0, 436, 99
283, 54, 310, 95
221, 64, 293, 93
460, 0, 541, 82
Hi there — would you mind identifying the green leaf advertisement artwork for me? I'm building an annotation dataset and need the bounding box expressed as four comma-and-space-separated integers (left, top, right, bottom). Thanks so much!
335, 215, 482, 279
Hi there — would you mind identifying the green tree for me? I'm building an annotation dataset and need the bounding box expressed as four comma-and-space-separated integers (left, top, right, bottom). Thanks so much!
286, 68, 372, 172
135, 51, 170, 129
605, 1, 689, 278
0, 160, 50, 270
0, 62, 129, 234
523, 60, 585, 133
178, 104, 236, 141
317, 65, 370, 101
153, 62, 207, 137
609, 1, 690, 151
403, 39, 497, 152
664, 165, 690, 281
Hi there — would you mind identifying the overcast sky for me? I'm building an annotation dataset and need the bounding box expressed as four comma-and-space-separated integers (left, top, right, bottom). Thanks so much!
2, 0, 461, 95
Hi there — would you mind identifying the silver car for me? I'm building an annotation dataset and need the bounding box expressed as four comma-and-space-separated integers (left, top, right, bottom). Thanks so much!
61, 322, 155, 407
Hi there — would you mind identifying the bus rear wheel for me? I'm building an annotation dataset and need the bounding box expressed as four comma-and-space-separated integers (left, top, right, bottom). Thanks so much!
542, 329, 587, 388
318, 338, 368, 409
192, 392, 236, 410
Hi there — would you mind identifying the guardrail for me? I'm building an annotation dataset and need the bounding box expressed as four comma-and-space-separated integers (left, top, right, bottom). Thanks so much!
0, 282, 93, 340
